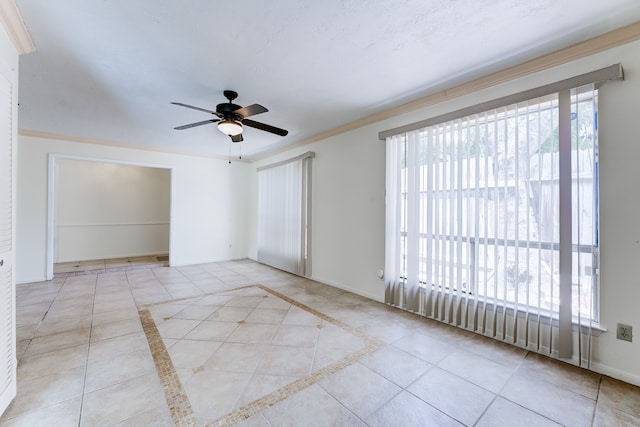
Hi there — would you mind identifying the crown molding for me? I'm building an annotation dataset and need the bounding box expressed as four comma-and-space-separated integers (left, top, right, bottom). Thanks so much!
0, 0, 35, 54
17, 129, 253, 163
251, 20, 640, 162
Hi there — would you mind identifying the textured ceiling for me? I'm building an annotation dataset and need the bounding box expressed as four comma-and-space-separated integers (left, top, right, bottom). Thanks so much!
15, 0, 640, 161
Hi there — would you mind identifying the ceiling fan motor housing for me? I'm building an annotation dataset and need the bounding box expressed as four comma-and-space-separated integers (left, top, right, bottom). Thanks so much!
217, 102, 243, 119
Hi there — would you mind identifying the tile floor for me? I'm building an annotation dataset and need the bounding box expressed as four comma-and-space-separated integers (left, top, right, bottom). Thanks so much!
3, 259, 640, 426
53, 255, 169, 275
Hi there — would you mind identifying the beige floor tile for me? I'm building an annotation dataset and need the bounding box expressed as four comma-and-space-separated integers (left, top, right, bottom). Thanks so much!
34, 315, 92, 337
226, 323, 280, 344
408, 367, 495, 425
0, 397, 81, 427
91, 306, 139, 326
464, 333, 528, 368
24, 327, 91, 357
185, 370, 252, 420
262, 384, 365, 427
245, 308, 289, 324
271, 324, 319, 348
255, 296, 292, 310
392, 330, 457, 364
281, 306, 322, 326
165, 283, 204, 299
90, 317, 143, 341
360, 320, 413, 343
476, 397, 561, 427
113, 404, 175, 427
80, 373, 167, 426
255, 346, 315, 377
593, 401, 640, 427
193, 294, 233, 306
438, 349, 516, 393
312, 346, 360, 372
208, 306, 253, 322
520, 352, 601, 399
148, 301, 189, 321
598, 375, 640, 419
155, 318, 201, 339
233, 413, 272, 427
205, 342, 267, 373
235, 373, 298, 408
183, 320, 238, 341
319, 363, 402, 419
17, 344, 89, 382
317, 323, 365, 351
360, 345, 433, 388
500, 371, 596, 427
3, 367, 85, 419
172, 304, 219, 320
84, 348, 156, 393
224, 296, 265, 308
366, 390, 462, 427
87, 331, 149, 364
167, 339, 222, 369
92, 297, 137, 314
16, 324, 38, 341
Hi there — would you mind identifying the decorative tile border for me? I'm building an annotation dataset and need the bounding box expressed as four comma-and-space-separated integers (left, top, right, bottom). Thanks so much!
138, 307, 197, 427
139, 284, 382, 427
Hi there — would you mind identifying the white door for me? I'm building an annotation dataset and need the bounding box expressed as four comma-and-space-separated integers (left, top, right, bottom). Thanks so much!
0, 64, 16, 415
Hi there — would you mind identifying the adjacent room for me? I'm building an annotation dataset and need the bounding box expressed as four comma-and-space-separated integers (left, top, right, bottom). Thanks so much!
1, 1, 640, 425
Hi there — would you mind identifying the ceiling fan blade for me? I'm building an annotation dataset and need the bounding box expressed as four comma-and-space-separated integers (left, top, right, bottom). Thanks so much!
242, 119, 288, 136
233, 104, 268, 118
171, 102, 220, 116
231, 134, 244, 143
174, 119, 219, 130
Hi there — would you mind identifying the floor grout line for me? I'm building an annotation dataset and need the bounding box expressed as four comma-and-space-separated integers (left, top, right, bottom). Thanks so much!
138, 284, 383, 427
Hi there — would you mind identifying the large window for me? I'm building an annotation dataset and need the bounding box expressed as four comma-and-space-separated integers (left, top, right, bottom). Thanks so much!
396, 90, 598, 321
382, 65, 622, 361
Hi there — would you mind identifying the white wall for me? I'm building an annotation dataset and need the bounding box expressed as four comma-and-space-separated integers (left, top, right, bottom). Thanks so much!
54, 159, 170, 262
248, 40, 640, 385
17, 136, 249, 283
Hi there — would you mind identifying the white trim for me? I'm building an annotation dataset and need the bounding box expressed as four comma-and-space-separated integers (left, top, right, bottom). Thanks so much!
19, 129, 249, 163
46, 153, 174, 278
310, 275, 384, 303
590, 361, 640, 388
0, 0, 35, 54
56, 221, 170, 228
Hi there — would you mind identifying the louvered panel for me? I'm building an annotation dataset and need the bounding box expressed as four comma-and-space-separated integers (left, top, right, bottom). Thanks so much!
0, 266, 11, 397
0, 70, 10, 255
0, 66, 14, 414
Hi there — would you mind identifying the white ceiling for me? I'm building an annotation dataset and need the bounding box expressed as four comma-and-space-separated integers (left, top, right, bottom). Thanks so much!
15, 0, 640, 161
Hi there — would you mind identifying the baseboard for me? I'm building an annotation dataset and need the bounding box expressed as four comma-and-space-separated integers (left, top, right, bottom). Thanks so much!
589, 362, 640, 387
309, 275, 384, 303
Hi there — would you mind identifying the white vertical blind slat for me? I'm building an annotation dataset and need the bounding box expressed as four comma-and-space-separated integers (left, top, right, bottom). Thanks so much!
385, 87, 600, 363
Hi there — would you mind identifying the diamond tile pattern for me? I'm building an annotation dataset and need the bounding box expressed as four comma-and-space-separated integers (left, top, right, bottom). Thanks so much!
3, 259, 640, 426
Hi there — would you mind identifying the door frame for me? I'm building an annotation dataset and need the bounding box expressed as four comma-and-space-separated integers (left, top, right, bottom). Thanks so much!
46, 154, 174, 280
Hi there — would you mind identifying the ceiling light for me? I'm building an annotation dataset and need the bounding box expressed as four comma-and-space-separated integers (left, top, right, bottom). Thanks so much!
217, 120, 243, 136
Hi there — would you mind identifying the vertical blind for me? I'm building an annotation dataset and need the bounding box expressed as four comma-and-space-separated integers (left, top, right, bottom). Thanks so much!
257, 152, 314, 276
382, 66, 622, 365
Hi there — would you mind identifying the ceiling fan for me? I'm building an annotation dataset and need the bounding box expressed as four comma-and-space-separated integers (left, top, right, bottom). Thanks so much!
171, 90, 288, 143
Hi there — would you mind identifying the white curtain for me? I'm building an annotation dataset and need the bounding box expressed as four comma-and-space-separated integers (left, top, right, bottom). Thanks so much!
257, 153, 313, 276
385, 87, 599, 364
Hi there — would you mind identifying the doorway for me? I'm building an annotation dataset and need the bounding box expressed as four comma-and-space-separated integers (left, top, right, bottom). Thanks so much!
47, 155, 173, 279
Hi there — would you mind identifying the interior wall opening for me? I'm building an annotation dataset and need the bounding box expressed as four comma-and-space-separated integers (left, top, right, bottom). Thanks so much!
47, 156, 172, 278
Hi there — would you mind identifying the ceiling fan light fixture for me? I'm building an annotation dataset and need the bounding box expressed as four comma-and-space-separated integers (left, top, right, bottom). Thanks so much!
217, 120, 243, 136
